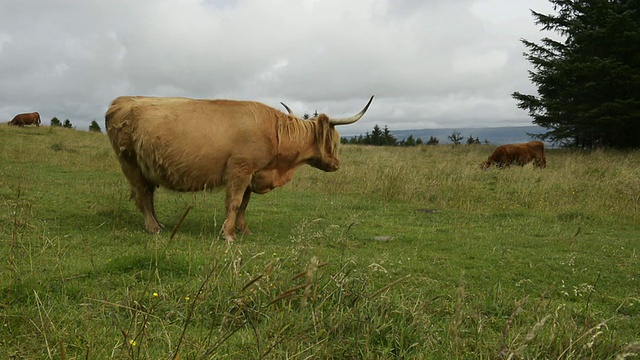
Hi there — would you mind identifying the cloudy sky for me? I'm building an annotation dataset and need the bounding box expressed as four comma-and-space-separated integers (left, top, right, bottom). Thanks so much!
0, 0, 558, 134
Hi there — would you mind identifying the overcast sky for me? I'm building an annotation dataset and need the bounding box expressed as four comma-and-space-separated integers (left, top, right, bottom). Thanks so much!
0, 0, 558, 134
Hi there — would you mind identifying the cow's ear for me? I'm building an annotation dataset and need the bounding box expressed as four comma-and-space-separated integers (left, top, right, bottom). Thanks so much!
315, 114, 331, 127
316, 114, 329, 123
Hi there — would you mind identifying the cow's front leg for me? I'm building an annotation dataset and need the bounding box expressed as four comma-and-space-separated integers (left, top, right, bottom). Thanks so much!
235, 188, 253, 235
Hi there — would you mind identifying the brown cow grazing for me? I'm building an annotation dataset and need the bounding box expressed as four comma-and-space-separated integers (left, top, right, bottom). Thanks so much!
105, 95, 373, 241
9, 112, 41, 127
481, 141, 546, 169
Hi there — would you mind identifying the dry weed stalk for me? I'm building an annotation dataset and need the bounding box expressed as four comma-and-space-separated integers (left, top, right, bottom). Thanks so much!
170, 205, 192, 240
616, 342, 640, 360
498, 296, 529, 358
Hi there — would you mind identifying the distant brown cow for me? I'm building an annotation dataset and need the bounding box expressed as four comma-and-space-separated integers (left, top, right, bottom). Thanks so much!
482, 141, 546, 169
105, 95, 373, 241
9, 112, 41, 127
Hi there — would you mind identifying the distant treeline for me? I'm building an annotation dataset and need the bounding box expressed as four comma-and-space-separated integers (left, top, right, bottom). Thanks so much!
49, 117, 102, 132
340, 124, 487, 146
49, 117, 75, 129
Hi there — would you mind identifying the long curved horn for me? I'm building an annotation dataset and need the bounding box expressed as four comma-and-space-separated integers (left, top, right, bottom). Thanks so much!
280, 102, 295, 116
329, 95, 374, 125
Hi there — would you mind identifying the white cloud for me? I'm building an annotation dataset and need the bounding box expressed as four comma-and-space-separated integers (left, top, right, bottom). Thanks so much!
0, 0, 557, 131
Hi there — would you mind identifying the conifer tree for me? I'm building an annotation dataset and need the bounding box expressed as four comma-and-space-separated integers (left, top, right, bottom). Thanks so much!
404, 135, 416, 146
89, 120, 102, 133
513, 0, 640, 148
382, 125, 397, 146
426, 136, 439, 145
370, 124, 384, 146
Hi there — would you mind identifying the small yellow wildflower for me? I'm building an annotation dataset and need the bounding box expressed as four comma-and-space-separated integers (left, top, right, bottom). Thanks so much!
153, 292, 158, 297
185, 296, 190, 301
129, 339, 137, 347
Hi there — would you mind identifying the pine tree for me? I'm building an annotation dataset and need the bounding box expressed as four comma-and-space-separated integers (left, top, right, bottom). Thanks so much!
63, 119, 73, 129
426, 136, 439, 145
89, 120, 102, 133
363, 131, 371, 145
512, 0, 640, 148
50, 117, 61, 127
404, 135, 416, 146
370, 125, 384, 146
382, 125, 397, 146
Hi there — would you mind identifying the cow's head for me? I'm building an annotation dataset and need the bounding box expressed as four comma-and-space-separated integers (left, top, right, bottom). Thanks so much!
282, 96, 374, 172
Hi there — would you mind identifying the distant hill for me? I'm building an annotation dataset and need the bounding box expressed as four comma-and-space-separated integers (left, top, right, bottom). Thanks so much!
389, 125, 548, 145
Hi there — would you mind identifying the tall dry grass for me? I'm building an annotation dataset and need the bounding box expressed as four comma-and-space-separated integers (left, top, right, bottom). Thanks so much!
1, 125, 639, 359
301, 144, 640, 225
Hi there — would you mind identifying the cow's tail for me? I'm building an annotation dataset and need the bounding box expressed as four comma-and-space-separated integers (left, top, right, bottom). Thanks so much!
36, 112, 41, 126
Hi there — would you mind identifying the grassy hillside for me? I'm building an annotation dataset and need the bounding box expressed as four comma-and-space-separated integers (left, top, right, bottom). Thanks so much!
1, 125, 639, 359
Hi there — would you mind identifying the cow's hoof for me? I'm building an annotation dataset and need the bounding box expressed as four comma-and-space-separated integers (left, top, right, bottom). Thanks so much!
145, 223, 163, 234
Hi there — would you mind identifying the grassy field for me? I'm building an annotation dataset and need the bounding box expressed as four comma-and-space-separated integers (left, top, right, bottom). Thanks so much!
1, 124, 639, 359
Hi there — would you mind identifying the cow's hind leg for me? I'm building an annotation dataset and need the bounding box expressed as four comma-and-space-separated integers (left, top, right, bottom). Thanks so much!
118, 154, 163, 233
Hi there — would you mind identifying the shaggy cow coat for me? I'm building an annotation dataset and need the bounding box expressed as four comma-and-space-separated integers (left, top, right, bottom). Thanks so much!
105, 96, 371, 241
482, 141, 546, 169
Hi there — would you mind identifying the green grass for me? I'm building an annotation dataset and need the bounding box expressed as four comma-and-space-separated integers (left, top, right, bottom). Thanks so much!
1, 124, 639, 359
